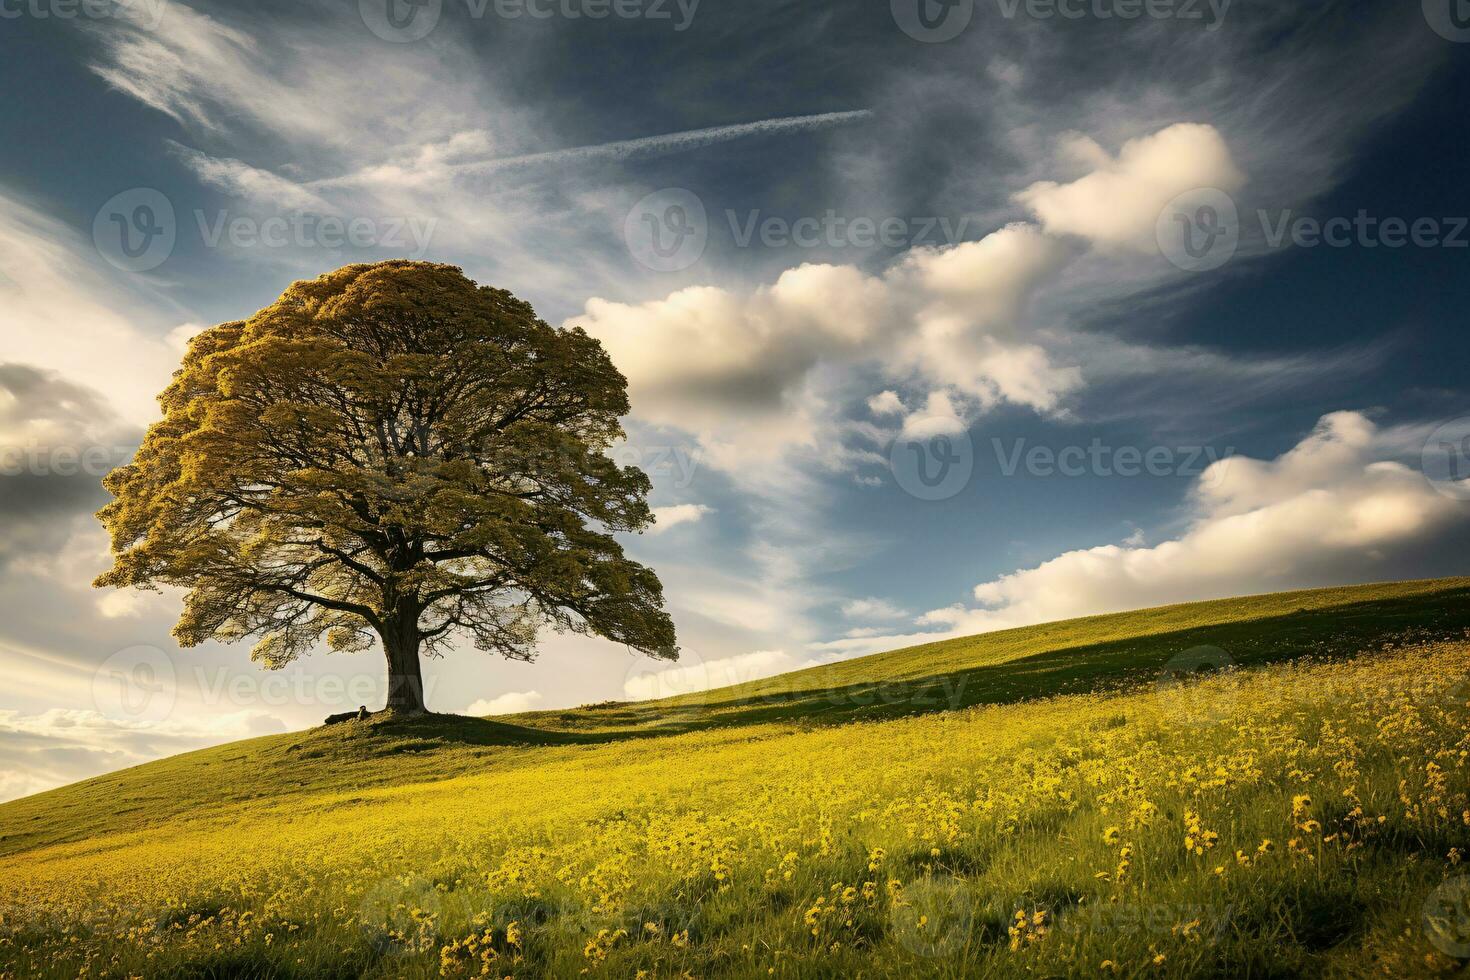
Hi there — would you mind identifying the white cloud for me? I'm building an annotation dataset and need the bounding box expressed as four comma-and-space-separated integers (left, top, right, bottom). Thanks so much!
841, 597, 908, 621
88, 4, 481, 150
426, 111, 875, 182
0, 707, 286, 803
464, 691, 544, 716
565, 123, 1279, 662
649, 504, 712, 534
1192, 410, 1375, 518
570, 222, 1076, 459
568, 120, 1279, 486
84, 3, 644, 306
0, 193, 181, 426
1015, 123, 1245, 252
867, 390, 904, 416
901, 390, 968, 438
165, 323, 208, 352
96, 590, 149, 620
168, 143, 336, 213
920, 411, 1467, 638
623, 649, 797, 700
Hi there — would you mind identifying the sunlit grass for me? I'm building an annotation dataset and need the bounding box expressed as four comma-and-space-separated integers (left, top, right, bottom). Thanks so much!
3, 580, 1470, 977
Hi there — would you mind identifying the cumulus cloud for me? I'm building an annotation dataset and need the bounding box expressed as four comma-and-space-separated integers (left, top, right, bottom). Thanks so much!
569, 123, 1290, 483
464, 691, 544, 716
1016, 123, 1245, 252
570, 219, 1088, 660
900, 390, 969, 438
822, 411, 1470, 650
571, 223, 1076, 451
566, 121, 1296, 658
867, 391, 904, 416
649, 504, 712, 534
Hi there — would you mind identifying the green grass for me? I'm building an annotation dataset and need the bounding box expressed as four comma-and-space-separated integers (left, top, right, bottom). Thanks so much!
518, 576, 1470, 733
5, 576, 1465, 858
3, 577, 1470, 979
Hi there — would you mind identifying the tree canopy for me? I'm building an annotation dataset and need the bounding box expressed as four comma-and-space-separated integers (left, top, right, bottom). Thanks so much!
96, 261, 677, 714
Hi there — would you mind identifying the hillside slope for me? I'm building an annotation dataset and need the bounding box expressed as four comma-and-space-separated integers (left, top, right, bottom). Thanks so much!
3, 578, 1470, 979
3, 577, 1468, 859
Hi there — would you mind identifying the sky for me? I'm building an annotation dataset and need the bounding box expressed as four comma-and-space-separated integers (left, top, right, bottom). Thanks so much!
1, 0, 1468, 801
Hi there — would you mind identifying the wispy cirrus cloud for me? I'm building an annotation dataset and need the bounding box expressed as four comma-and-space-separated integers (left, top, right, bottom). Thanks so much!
0, 192, 184, 425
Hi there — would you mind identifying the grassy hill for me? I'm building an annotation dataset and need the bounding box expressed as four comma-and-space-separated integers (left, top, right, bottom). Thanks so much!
3, 578, 1470, 978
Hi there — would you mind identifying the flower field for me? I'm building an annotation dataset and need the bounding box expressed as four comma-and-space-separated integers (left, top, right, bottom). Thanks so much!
4, 584, 1470, 977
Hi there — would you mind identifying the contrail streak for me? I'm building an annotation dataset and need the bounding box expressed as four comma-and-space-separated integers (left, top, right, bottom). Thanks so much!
451, 110, 873, 180
314, 110, 873, 191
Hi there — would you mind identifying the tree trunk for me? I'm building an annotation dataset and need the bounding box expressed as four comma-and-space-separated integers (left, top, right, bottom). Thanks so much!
382, 620, 427, 716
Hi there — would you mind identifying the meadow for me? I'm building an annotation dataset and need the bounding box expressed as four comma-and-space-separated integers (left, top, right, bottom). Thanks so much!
4, 578, 1470, 978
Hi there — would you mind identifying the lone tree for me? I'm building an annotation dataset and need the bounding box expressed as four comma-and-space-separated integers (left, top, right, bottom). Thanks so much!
96, 261, 677, 716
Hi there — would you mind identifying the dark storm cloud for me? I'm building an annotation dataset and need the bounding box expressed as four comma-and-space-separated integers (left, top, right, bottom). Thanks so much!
0, 362, 115, 431
0, 364, 138, 568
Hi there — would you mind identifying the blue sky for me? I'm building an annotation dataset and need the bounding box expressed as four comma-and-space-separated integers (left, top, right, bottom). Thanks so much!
1, 0, 1468, 799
